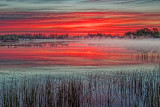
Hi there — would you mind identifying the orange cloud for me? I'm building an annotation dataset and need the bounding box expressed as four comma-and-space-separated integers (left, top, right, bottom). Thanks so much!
0, 11, 160, 35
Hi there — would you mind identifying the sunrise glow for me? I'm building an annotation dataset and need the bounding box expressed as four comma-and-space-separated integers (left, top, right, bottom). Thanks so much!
0, 0, 160, 35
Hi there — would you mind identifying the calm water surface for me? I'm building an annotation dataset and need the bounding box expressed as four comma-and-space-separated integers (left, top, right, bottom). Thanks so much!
0, 39, 160, 67
0, 39, 159, 67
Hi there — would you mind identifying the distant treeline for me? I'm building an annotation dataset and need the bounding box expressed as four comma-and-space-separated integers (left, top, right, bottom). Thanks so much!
0, 34, 69, 41
87, 28, 160, 39
124, 28, 160, 38
0, 28, 159, 41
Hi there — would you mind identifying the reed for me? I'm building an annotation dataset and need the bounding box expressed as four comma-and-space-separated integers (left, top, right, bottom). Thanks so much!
0, 69, 160, 107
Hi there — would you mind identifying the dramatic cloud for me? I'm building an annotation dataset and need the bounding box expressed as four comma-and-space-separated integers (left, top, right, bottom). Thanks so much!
0, 0, 160, 12
0, 0, 160, 34
0, 11, 160, 35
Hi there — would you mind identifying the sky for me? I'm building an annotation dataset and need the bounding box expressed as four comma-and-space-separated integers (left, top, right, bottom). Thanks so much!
0, 0, 160, 35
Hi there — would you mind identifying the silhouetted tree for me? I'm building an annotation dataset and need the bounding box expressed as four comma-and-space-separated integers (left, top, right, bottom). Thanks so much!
124, 28, 160, 38
153, 28, 160, 38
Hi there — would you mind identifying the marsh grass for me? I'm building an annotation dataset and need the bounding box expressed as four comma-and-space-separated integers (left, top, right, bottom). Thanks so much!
0, 69, 160, 107
133, 52, 160, 63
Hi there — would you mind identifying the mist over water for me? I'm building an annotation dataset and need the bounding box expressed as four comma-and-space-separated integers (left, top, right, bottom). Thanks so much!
0, 39, 160, 67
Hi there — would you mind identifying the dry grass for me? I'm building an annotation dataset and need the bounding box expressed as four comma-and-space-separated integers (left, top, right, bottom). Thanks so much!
0, 69, 160, 107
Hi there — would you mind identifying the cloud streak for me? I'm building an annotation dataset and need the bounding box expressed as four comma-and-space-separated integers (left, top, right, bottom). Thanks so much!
0, 11, 160, 35
0, 0, 160, 35
0, 0, 160, 12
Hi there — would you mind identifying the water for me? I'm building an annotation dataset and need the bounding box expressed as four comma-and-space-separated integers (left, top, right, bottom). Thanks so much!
0, 39, 160, 67
0, 39, 160, 107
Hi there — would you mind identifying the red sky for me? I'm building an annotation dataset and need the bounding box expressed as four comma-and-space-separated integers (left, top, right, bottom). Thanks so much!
0, 11, 160, 35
